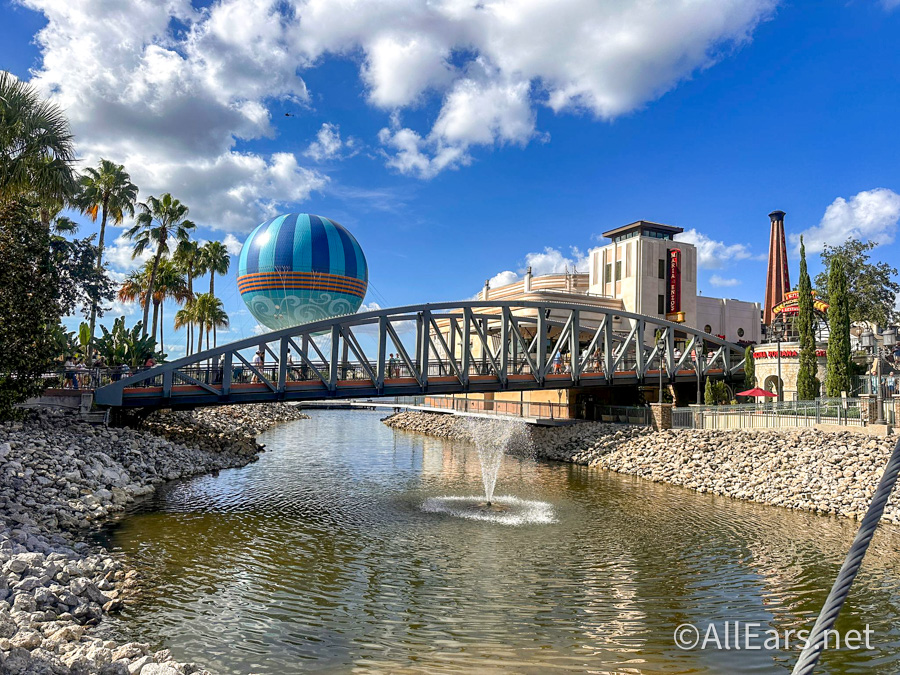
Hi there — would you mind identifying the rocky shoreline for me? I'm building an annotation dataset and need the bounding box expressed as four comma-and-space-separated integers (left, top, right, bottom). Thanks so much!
383, 411, 900, 523
0, 402, 308, 674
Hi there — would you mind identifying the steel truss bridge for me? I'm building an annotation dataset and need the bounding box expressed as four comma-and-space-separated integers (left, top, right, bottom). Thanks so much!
94, 300, 747, 409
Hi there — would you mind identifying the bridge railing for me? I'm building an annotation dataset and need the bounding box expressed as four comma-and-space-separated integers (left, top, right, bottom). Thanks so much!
95, 299, 747, 408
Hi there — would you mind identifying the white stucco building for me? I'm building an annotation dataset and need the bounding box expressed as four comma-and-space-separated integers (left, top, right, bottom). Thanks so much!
586, 221, 761, 344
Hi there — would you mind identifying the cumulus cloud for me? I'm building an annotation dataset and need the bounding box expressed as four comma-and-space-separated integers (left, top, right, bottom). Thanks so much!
791, 188, 900, 254
18, 0, 779, 193
709, 275, 741, 287
485, 246, 591, 290
304, 123, 358, 162
223, 233, 244, 256
21, 0, 325, 232
676, 229, 760, 269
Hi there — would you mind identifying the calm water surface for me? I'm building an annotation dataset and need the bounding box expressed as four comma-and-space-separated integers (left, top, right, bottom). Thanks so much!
103, 410, 900, 674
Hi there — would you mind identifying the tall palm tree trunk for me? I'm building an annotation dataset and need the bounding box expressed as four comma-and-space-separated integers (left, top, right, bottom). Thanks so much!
151, 299, 160, 345
210, 273, 216, 348
159, 302, 164, 356
142, 248, 164, 338
87, 197, 109, 365
186, 272, 193, 356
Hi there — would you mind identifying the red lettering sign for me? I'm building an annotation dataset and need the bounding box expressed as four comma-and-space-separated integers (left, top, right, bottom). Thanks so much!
667, 248, 681, 314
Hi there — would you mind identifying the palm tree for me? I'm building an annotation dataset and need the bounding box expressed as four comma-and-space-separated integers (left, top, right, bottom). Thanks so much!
173, 240, 204, 355
149, 259, 190, 350
0, 71, 77, 210
125, 193, 195, 337
193, 293, 229, 351
77, 160, 138, 360
201, 240, 230, 347
118, 270, 148, 308
174, 303, 199, 355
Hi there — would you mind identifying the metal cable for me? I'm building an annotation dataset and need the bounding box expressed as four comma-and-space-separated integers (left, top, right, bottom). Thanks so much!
791, 437, 900, 675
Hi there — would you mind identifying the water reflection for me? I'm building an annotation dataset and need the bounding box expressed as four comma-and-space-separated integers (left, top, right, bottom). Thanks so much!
103, 410, 900, 674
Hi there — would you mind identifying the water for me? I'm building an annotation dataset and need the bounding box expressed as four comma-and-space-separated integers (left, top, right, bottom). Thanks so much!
102, 410, 900, 673
465, 417, 531, 505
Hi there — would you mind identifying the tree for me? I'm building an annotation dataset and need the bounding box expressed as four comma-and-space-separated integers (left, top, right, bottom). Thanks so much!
201, 240, 230, 347
149, 260, 190, 352
173, 240, 203, 355
125, 193, 195, 337
174, 303, 199, 354
94, 317, 161, 368
743, 345, 755, 390
51, 233, 115, 321
76, 159, 138, 360
0, 200, 61, 418
0, 71, 77, 208
796, 236, 819, 400
193, 293, 229, 351
824, 254, 852, 397
704, 379, 728, 405
118, 270, 149, 311
815, 239, 900, 328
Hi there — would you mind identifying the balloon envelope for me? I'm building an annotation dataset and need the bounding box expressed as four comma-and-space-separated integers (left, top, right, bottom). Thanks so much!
237, 214, 368, 330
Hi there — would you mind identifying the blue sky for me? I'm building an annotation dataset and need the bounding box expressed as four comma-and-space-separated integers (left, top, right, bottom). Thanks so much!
3, 0, 900, 356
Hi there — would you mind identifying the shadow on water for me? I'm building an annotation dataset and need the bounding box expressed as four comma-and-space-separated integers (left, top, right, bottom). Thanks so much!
99, 410, 900, 674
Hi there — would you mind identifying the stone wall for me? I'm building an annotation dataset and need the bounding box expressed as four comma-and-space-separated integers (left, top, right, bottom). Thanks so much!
0, 403, 308, 674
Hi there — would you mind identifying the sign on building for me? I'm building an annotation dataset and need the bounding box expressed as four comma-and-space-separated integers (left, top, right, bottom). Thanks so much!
666, 248, 685, 323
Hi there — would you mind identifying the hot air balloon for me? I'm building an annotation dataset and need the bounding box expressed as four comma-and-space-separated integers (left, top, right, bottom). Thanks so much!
237, 214, 368, 331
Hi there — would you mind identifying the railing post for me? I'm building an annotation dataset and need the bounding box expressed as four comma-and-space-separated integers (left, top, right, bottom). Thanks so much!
570, 309, 580, 384
536, 307, 547, 383
420, 309, 430, 390
462, 309, 471, 386
278, 338, 288, 393
329, 324, 339, 392
376, 316, 387, 390
500, 308, 509, 386
222, 352, 232, 396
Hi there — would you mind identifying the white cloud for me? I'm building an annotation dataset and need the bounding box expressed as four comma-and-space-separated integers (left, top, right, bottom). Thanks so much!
19, 0, 779, 190
709, 275, 741, 287
304, 123, 358, 162
791, 188, 900, 254
676, 229, 760, 269
21, 0, 325, 232
883, 0, 900, 10
223, 233, 244, 256
485, 246, 592, 290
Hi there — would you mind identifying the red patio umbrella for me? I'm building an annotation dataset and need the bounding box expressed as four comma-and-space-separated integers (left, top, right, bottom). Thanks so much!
736, 387, 777, 397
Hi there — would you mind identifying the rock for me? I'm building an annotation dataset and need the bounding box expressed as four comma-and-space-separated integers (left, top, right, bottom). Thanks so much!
0, 403, 305, 675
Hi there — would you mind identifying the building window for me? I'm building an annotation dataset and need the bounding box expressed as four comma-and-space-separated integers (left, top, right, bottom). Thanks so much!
615, 261, 622, 281
737, 327, 745, 337
704, 325, 712, 334
658, 294, 665, 314
604, 263, 612, 283
658, 259, 665, 279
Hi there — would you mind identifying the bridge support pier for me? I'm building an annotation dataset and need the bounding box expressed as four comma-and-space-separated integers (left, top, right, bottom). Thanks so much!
650, 403, 673, 431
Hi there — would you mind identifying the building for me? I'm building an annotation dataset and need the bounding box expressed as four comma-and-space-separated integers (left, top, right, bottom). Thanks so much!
586, 220, 761, 344
453, 219, 763, 417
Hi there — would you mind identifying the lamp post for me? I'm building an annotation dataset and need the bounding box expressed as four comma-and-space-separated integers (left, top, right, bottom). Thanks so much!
771, 316, 786, 402
860, 326, 896, 426
657, 333, 665, 404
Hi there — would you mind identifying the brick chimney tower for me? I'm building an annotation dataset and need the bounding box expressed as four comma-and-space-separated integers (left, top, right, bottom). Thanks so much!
764, 210, 790, 326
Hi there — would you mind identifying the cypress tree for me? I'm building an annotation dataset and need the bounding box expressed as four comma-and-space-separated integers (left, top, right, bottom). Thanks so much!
704, 377, 716, 405
825, 255, 852, 397
796, 236, 819, 400
744, 345, 755, 390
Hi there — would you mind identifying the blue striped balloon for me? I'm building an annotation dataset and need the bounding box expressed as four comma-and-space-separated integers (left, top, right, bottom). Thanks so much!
237, 214, 368, 330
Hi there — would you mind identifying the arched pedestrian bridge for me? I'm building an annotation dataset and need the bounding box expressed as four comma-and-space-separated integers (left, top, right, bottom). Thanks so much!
94, 300, 747, 409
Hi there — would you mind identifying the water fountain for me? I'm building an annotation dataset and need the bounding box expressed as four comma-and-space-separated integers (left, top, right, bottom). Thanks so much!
421, 417, 555, 525
467, 418, 529, 506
